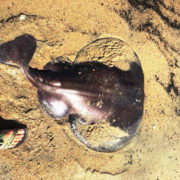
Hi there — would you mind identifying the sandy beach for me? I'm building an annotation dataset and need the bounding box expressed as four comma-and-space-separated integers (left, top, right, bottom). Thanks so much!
0, 0, 179, 179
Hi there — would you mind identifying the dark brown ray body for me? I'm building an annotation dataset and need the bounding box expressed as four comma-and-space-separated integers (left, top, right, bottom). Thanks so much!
0, 34, 144, 152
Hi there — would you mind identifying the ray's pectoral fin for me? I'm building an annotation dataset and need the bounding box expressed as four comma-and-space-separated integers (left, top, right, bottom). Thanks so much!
0, 34, 36, 67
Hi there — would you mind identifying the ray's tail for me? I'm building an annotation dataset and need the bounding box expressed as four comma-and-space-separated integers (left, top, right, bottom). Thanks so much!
0, 34, 60, 93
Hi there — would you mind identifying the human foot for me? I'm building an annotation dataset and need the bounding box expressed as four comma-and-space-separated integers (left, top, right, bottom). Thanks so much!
0, 129, 26, 149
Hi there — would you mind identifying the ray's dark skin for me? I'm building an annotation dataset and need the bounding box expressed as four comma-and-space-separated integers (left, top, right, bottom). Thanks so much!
0, 34, 144, 151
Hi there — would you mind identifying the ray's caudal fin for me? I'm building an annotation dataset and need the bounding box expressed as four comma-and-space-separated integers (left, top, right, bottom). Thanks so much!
0, 34, 36, 67
0, 34, 38, 87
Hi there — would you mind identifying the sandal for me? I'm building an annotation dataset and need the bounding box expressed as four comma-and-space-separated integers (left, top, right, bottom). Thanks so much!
0, 128, 26, 149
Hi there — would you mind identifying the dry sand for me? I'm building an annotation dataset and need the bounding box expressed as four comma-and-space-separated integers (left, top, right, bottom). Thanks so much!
0, 0, 179, 179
